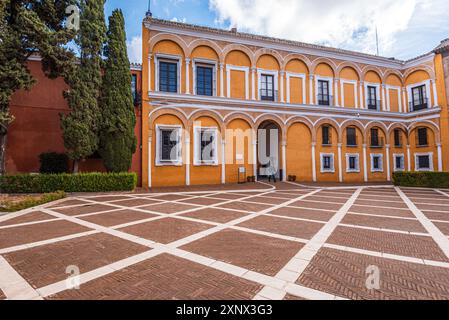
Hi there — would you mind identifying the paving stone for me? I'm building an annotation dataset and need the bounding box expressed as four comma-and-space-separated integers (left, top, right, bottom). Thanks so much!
218, 201, 272, 213
3, 233, 148, 288
341, 214, 426, 233
238, 215, 323, 240
139, 203, 199, 214
53, 204, 117, 216
0, 220, 91, 249
297, 248, 449, 300
271, 207, 335, 222
181, 229, 303, 276
119, 218, 212, 244
47, 254, 263, 300
49, 199, 90, 208
79, 210, 158, 227
349, 205, 415, 218
327, 226, 449, 262
108, 198, 162, 207
0, 211, 56, 227
181, 208, 249, 224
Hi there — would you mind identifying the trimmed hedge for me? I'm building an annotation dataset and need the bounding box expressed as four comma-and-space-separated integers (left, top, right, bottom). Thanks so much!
0, 172, 137, 193
393, 172, 449, 188
0, 191, 66, 212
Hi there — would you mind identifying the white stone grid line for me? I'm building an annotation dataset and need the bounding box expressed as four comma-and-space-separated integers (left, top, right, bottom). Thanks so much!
253, 187, 364, 300
2, 186, 337, 300
2, 185, 449, 300
396, 187, 449, 260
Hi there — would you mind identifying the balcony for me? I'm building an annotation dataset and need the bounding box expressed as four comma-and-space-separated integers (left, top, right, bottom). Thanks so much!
260, 89, 278, 102
409, 98, 429, 112
317, 94, 333, 106
367, 99, 381, 111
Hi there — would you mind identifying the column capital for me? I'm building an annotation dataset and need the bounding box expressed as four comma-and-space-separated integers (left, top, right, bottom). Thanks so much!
222, 139, 226, 145
282, 141, 287, 147
311, 142, 317, 147
431, 78, 437, 83
359, 81, 364, 85
185, 138, 191, 144
148, 53, 153, 60
280, 70, 286, 77
385, 144, 390, 149
381, 84, 387, 89
251, 67, 257, 73
406, 144, 411, 149
437, 143, 442, 148
334, 78, 340, 82
219, 62, 225, 69
337, 143, 342, 148
309, 74, 315, 80
362, 144, 367, 148
185, 58, 191, 64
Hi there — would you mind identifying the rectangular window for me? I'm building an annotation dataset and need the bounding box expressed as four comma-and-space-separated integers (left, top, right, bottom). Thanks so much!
346, 127, 357, 146
156, 126, 182, 165
322, 125, 331, 146
346, 154, 360, 173
321, 153, 334, 173
370, 128, 380, 147
159, 61, 178, 93
131, 74, 137, 100
417, 128, 428, 146
318, 80, 330, 106
194, 127, 218, 165
260, 74, 275, 101
196, 65, 213, 96
394, 154, 405, 172
367, 86, 378, 110
411, 85, 428, 111
415, 153, 432, 171
394, 129, 402, 147
371, 154, 383, 172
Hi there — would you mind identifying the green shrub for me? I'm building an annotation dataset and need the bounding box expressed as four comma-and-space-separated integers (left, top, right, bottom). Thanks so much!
0, 172, 137, 193
0, 191, 66, 212
39, 152, 69, 174
393, 172, 449, 188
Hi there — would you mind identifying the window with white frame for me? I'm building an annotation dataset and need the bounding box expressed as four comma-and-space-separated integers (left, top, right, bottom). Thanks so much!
320, 153, 335, 173
194, 61, 216, 96
393, 154, 405, 172
346, 154, 360, 173
194, 127, 218, 165
155, 125, 182, 166
370, 154, 383, 172
415, 153, 433, 171
157, 56, 180, 93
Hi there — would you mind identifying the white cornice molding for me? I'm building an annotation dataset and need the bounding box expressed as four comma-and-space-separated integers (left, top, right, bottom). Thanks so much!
147, 92, 441, 123
144, 21, 435, 71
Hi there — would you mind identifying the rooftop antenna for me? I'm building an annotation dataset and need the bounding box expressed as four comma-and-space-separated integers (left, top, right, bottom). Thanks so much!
375, 26, 380, 56
146, 0, 153, 17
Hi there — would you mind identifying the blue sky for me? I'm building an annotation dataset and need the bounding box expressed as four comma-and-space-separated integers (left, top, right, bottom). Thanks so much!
104, 0, 449, 63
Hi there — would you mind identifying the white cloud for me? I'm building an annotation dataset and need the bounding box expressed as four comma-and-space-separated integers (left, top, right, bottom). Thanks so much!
127, 36, 142, 63
171, 17, 187, 23
209, 0, 449, 58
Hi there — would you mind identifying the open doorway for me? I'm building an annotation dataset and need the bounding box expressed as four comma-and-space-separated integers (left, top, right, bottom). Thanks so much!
257, 120, 281, 181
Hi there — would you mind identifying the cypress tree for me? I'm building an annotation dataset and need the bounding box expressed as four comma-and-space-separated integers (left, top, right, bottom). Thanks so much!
60, 0, 106, 172
98, 9, 136, 172
0, 0, 77, 174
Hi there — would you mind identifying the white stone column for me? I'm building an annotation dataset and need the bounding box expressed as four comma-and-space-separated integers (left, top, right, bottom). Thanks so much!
398, 87, 403, 113
363, 144, 368, 182
253, 138, 258, 181
309, 74, 314, 104
280, 71, 285, 103
185, 137, 190, 186
381, 84, 387, 111
438, 143, 443, 172
334, 78, 339, 107
148, 136, 152, 188
402, 88, 408, 112
432, 79, 438, 107
185, 58, 190, 94
282, 141, 287, 181
386, 144, 391, 182
148, 54, 152, 93
338, 143, 343, 183
221, 139, 226, 184
311, 142, 317, 182
251, 67, 256, 100
359, 81, 364, 109
407, 145, 411, 171
220, 63, 225, 97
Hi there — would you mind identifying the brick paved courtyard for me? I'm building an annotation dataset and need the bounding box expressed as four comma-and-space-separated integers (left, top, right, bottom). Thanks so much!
2, 182, 449, 300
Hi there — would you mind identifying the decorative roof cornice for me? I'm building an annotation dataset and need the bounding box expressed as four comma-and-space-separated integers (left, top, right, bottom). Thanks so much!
144, 17, 436, 68
434, 38, 449, 54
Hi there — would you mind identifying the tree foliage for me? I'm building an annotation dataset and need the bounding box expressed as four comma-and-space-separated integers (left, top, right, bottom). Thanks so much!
99, 9, 136, 172
0, 0, 76, 173
60, 0, 106, 171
